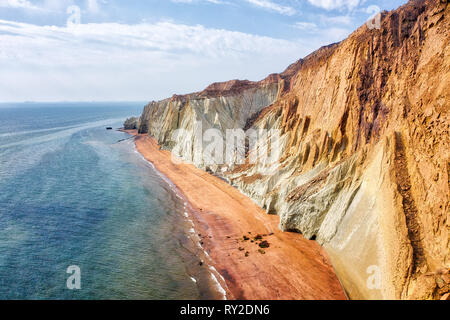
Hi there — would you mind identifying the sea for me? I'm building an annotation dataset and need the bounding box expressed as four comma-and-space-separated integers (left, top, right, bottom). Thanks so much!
0, 102, 221, 300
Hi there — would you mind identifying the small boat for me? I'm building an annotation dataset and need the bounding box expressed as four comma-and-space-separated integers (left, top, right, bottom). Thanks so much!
106, 127, 113, 130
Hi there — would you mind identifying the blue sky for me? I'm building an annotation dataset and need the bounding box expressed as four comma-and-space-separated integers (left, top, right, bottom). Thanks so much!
0, 0, 406, 102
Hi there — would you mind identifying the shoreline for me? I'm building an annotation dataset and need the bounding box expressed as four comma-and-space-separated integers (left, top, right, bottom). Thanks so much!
125, 130, 347, 300
129, 137, 228, 299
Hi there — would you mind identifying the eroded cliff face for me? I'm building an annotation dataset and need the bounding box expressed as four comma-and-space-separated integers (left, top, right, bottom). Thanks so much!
136, 0, 449, 300
138, 76, 286, 170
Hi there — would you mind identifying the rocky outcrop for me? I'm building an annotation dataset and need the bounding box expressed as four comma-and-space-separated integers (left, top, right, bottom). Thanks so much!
123, 117, 140, 130
135, 0, 449, 300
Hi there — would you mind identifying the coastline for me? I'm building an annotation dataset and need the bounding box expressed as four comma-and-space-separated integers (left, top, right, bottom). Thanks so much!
125, 130, 347, 300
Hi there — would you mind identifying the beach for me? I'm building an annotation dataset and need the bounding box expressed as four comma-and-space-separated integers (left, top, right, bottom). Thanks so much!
128, 130, 347, 300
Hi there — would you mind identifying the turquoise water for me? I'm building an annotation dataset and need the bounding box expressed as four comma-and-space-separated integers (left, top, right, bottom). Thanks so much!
0, 103, 217, 300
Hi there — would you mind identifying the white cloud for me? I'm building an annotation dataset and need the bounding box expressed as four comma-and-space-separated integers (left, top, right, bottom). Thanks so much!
0, 0, 40, 10
292, 24, 350, 43
320, 15, 352, 25
293, 21, 318, 31
87, 0, 99, 13
245, 0, 296, 16
307, 0, 360, 11
170, 0, 228, 4
0, 0, 108, 13
0, 19, 310, 102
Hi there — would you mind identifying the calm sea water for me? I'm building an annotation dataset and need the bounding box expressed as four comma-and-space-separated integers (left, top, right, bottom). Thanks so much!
0, 103, 218, 300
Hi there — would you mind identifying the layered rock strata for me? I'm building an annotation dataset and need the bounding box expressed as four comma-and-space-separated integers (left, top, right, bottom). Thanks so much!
134, 0, 449, 299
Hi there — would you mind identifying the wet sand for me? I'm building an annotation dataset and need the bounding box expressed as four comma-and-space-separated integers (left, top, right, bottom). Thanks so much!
127, 130, 347, 300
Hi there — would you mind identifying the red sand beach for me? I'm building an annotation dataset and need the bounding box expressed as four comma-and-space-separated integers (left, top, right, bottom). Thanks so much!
127, 130, 347, 300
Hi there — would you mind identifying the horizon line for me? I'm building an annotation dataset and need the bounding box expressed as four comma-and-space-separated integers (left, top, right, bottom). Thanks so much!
0, 100, 149, 104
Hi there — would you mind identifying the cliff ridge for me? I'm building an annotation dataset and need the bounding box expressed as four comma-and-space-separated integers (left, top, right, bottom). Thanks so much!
133, 0, 449, 299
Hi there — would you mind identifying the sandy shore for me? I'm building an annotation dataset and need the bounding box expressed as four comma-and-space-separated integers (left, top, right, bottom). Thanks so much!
126, 130, 347, 300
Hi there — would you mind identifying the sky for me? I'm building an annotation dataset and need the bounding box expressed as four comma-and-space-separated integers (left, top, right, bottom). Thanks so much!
0, 0, 407, 102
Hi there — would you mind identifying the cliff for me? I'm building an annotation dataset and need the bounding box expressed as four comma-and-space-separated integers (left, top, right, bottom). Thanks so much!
134, 0, 449, 300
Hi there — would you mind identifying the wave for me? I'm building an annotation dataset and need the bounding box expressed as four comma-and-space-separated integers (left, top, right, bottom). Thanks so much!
0, 117, 125, 181
0, 118, 124, 149
0, 124, 82, 138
